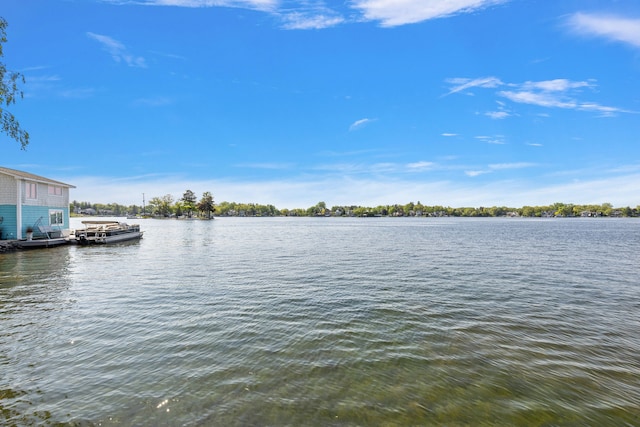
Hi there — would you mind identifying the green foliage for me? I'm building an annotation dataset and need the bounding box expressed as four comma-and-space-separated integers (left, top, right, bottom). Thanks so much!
70, 200, 139, 216
0, 17, 29, 149
72, 197, 640, 219
148, 194, 174, 217
197, 191, 215, 219
181, 189, 197, 218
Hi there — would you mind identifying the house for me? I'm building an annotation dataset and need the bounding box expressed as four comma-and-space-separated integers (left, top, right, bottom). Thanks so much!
0, 167, 75, 240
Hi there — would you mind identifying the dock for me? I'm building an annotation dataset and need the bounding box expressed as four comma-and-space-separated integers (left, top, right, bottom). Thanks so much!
0, 240, 19, 253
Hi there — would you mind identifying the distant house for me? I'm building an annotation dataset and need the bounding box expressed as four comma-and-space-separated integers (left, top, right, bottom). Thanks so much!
80, 208, 97, 216
0, 167, 75, 240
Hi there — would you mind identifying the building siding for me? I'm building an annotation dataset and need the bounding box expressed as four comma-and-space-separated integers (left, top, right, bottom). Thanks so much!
0, 205, 18, 240
20, 181, 69, 208
0, 173, 17, 204
20, 206, 71, 233
0, 168, 74, 240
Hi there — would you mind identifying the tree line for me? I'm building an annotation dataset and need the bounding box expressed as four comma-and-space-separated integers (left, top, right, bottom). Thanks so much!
72, 190, 215, 219
72, 196, 640, 218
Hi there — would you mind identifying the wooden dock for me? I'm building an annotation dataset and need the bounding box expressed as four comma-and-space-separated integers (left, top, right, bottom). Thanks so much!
0, 240, 19, 253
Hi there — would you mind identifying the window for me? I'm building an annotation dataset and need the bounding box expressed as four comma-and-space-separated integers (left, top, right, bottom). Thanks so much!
26, 182, 37, 199
48, 185, 63, 196
49, 210, 64, 226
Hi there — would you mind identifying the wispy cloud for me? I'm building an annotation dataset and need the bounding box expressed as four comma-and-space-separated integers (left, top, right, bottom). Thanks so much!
485, 111, 510, 119
520, 79, 594, 92
279, 4, 345, 30
498, 90, 577, 109
235, 162, 294, 170
352, 0, 507, 27
105, 0, 277, 11
87, 32, 147, 68
465, 170, 490, 177
22, 74, 61, 97
349, 117, 376, 131
567, 13, 640, 48
22, 73, 97, 99
443, 76, 503, 97
316, 148, 382, 158
465, 162, 536, 178
475, 135, 506, 145
485, 101, 512, 119
441, 133, 458, 137
488, 162, 536, 170
58, 162, 640, 208
280, 12, 344, 30
406, 161, 435, 171
313, 161, 399, 175
102, 0, 508, 29
447, 77, 631, 117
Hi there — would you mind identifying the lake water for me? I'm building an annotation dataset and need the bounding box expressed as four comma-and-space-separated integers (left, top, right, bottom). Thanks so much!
1, 217, 639, 426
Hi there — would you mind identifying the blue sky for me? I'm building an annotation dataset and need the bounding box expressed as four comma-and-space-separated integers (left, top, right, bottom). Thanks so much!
3, 0, 640, 208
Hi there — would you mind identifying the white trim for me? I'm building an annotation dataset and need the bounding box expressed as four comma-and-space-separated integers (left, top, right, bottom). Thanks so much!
49, 209, 64, 226
25, 181, 38, 199
48, 185, 63, 196
16, 179, 22, 240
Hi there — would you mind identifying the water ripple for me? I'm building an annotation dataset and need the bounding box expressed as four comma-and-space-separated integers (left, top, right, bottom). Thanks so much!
1, 217, 639, 426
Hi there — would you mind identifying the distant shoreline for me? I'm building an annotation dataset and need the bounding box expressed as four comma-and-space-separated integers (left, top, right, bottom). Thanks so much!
70, 201, 639, 219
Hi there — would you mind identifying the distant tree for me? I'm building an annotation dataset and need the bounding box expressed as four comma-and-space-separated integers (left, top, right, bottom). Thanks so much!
174, 200, 184, 218
147, 197, 162, 216
308, 201, 326, 216
0, 18, 29, 149
404, 202, 415, 216
149, 194, 174, 217
181, 190, 197, 218
197, 191, 215, 219
128, 205, 140, 215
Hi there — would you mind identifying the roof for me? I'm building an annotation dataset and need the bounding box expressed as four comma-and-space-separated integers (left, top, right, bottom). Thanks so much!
0, 166, 76, 188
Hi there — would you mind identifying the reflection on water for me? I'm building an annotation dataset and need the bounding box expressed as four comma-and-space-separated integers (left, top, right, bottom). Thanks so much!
1, 217, 639, 426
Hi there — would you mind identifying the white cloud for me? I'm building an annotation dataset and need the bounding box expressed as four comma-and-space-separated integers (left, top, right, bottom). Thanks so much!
465, 170, 490, 177
485, 111, 510, 119
568, 13, 640, 48
406, 161, 435, 171
349, 118, 376, 131
499, 90, 629, 116
102, 0, 509, 30
87, 32, 147, 68
463, 162, 535, 178
446, 76, 630, 117
280, 9, 345, 30
444, 76, 503, 96
520, 79, 593, 92
352, 0, 507, 27
312, 161, 404, 175
234, 162, 294, 170
488, 162, 536, 170
498, 90, 577, 109
475, 135, 505, 145
61, 167, 640, 209
441, 133, 458, 137
118, 0, 277, 11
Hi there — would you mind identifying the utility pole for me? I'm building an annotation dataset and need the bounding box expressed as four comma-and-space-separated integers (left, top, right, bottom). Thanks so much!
143, 193, 145, 216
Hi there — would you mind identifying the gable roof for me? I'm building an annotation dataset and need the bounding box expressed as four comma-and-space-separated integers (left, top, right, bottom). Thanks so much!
0, 166, 76, 188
